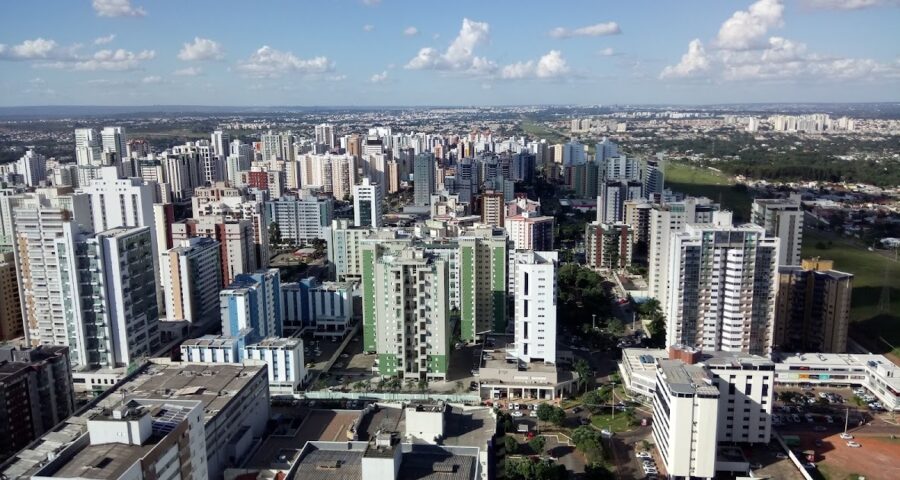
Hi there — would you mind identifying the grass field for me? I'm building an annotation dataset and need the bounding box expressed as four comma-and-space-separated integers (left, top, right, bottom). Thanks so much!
664, 162, 756, 222
520, 119, 567, 144
664, 161, 900, 357
590, 412, 633, 433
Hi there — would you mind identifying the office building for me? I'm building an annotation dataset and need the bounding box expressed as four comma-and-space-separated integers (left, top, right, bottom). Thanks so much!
775, 258, 853, 353
211, 129, 230, 158
181, 336, 307, 395
0, 253, 22, 340
458, 226, 508, 340
643, 157, 664, 195
0, 345, 75, 463
751, 194, 803, 266
266, 193, 334, 243
74, 226, 161, 369
647, 197, 721, 311
281, 278, 354, 338
652, 358, 719, 479
585, 221, 633, 270
353, 177, 383, 228
220, 269, 283, 342
0, 360, 269, 480
361, 244, 450, 380
100, 126, 127, 161
512, 251, 557, 364
504, 211, 554, 251
413, 153, 436, 206
172, 217, 257, 285
162, 237, 223, 328
666, 223, 779, 355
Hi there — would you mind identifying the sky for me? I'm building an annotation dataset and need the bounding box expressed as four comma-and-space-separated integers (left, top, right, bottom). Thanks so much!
0, 0, 898, 106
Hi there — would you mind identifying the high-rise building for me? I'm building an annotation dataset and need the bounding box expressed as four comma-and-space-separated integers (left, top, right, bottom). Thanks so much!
480, 190, 505, 227
260, 130, 286, 161
14, 150, 47, 187
647, 197, 722, 311
666, 223, 779, 355
211, 129, 230, 158
775, 258, 853, 353
220, 269, 283, 342
457, 226, 508, 340
585, 222, 633, 270
0, 187, 25, 251
171, 217, 257, 285
597, 180, 625, 223
361, 245, 449, 380
751, 194, 803, 266
353, 177, 383, 228
266, 193, 334, 243
74, 128, 102, 167
0, 252, 22, 340
0, 345, 75, 463
623, 200, 653, 248
100, 126, 127, 160
326, 219, 371, 282
315, 123, 336, 149
562, 140, 586, 167
504, 211, 554, 251
643, 157, 664, 196
413, 153, 436, 206
513, 251, 558, 364
162, 237, 223, 328
75, 226, 160, 369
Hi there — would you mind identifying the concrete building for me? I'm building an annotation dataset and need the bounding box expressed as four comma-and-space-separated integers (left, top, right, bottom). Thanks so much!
480, 190, 505, 227
362, 245, 449, 380
354, 177, 383, 228
220, 269, 282, 343
0, 252, 22, 340
751, 194, 803, 266
0, 360, 269, 480
666, 223, 779, 355
642, 157, 664, 196
181, 336, 306, 395
585, 221, 633, 270
504, 211, 554, 251
623, 200, 652, 248
327, 219, 371, 281
266, 193, 334, 243
0, 345, 75, 463
75, 128, 102, 167
172, 217, 257, 285
162, 237, 223, 328
457, 226, 508, 341
512, 251, 557, 364
281, 278, 355, 337
775, 258, 853, 353
652, 358, 720, 479
14, 150, 47, 187
413, 153, 436, 206
315, 123, 336, 148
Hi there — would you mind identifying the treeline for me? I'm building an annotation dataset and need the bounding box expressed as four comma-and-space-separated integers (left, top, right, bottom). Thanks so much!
716, 155, 900, 187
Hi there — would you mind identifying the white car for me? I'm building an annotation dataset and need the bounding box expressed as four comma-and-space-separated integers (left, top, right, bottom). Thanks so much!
846, 441, 861, 448
840, 433, 854, 440
600, 429, 613, 437
511, 411, 524, 417
635, 452, 652, 459
529, 411, 538, 418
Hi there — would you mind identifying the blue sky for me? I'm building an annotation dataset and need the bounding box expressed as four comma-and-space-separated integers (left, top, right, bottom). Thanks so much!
0, 0, 898, 106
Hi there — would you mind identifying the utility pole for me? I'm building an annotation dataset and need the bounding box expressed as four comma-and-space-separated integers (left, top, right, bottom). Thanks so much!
592, 314, 597, 331
844, 408, 849, 434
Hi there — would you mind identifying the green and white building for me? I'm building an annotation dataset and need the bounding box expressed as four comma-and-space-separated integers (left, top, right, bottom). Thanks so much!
456, 226, 508, 341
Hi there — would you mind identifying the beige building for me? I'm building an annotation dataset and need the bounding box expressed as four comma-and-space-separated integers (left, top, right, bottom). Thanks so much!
0, 252, 22, 340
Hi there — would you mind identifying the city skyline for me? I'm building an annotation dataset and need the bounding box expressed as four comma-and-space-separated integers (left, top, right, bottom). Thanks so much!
1, 0, 899, 106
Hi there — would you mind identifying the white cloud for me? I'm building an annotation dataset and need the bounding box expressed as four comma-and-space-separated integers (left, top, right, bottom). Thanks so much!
174, 66, 202, 76
405, 18, 495, 74
660, 39, 710, 79
237, 46, 334, 78
363, 24, 375, 32
42, 49, 155, 71
803, 0, 898, 9
598, 47, 616, 57
403, 26, 419, 36
0, 38, 59, 59
370, 71, 389, 83
177, 37, 224, 61
92, 0, 146, 17
141, 75, 162, 84
549, 22, 621, 39
94, 34, 116, 45
501, 50, 570, 79
714, 0, 784, 50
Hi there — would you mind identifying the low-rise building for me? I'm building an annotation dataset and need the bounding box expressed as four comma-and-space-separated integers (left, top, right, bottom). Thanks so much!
180, 336, 306, 395
773, 352, 900, 410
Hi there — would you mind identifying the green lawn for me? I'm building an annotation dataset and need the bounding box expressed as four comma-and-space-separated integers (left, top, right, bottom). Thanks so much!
520, 119, 567, 144
802, 229, 900, 356
664, 162, 756, 222
590, 412, 633, 433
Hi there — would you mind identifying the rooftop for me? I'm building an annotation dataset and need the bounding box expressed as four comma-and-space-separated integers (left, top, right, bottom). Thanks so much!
657, 359, 719, 397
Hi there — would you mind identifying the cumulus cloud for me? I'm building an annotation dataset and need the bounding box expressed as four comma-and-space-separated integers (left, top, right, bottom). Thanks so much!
598, 47, 617, 57
370, 71, 389, 83
500, 50, 570, 79
661, 0, 900, 82
141, 75, 162, 84
94, 34, 116, 45
803, 0, 898, 9
403, 26, 419, 36
0, 38, 60, 60
660, 39, 711, 79
405, 18, 496, 74
177, 37, 224, 61
363, 24, 375, 32
174, 66, 203, 76
549, 22, 621, 39
41, 48, 156, 71
92, 0, 146, 17
714, 0, 784, 50
237, 46, 333, 78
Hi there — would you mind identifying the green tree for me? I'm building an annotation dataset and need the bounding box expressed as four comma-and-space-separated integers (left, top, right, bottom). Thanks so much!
503, 435, 518, 455
607, 318, 624, 336
536, 403, 554, 422
268, 222, 282, 248
574, 359, 592, 393
528, 435, 546, 454
549, 407, 567, 426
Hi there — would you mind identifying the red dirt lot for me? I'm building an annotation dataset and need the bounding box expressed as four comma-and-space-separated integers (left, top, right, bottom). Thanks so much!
797, 431, 900, 480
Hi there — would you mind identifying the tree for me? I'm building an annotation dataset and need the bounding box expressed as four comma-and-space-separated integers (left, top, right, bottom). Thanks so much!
353, 381, 367, 392
528, 435, 546, 454
503, 435, 518, 455
584, 463, 615, 480
549, 407, 567, 426
418, 379, 428, 392
268, 222, 282, 248
607, 318, 624, 336
536, 403, 555, 422
574, 359, 592, 393
582, 389, 604, 413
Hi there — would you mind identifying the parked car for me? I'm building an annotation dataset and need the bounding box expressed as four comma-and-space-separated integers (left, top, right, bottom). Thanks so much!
636, 452, 652, 459
775, 453, 789, 459
847, 441, 861, 448
840, 433, 854, 440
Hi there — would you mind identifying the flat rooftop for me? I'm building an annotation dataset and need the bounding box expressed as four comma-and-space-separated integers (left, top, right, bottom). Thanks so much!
658, 359, 719, 397
51, 441, 158, 479
291, 444, 365, 480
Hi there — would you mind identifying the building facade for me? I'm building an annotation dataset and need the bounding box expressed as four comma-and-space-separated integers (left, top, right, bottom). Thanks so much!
751, 194, 803, 266
512, 251, 558, 364
775, 258, 853, 353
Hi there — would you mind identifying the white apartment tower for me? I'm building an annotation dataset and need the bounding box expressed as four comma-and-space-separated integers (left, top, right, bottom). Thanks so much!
353, 177, 383, 228
315, 123, 336, 148
751, 194, 803, 266
513, 251, 558, 364
100, 126, 127, 161
666, 223, 779, 355
74, 128, 102, 167
162, 237, 223, 328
